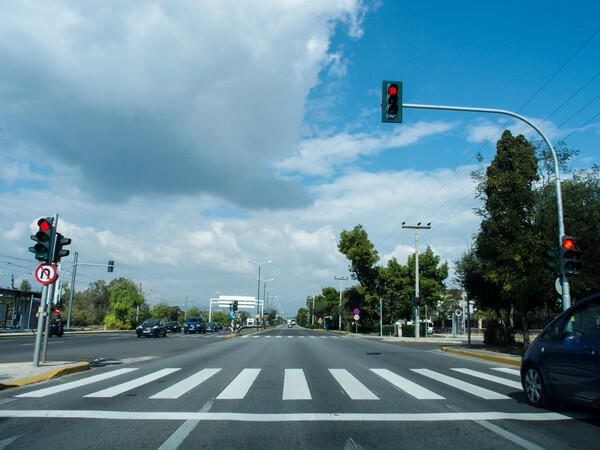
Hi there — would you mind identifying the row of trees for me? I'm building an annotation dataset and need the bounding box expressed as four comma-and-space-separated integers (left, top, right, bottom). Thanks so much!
297, 131, 600, 348
296, 225, 450, 331
455, 131, 600, 347
60, 278, 284, 329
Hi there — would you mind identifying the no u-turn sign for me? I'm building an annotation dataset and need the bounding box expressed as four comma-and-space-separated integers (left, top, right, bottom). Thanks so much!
35, 263, 58, 284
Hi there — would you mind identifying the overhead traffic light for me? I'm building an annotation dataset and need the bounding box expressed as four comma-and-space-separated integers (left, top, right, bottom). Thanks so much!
53, 233, 72, 263
108, 260, 115, 272
542, 248, 558, 274
29, 217, 55, 262
561, 236, 582, 275
381, 81, 402, 123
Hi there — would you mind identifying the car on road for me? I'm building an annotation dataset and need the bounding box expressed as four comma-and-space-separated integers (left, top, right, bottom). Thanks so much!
136, 318, 167, 338
521, 292, 600, 409
165, 321, 182, 333
184, 316, 206, 334
206, 322, 219, 332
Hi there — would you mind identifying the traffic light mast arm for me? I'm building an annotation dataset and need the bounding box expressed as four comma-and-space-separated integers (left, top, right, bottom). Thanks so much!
402, 102, 570, 310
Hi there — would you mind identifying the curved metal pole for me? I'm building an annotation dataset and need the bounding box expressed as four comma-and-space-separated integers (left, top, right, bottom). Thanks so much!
403, 103, 570, 309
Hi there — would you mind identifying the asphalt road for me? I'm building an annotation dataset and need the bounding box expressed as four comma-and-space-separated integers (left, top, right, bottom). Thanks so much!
1, 326, 599, 449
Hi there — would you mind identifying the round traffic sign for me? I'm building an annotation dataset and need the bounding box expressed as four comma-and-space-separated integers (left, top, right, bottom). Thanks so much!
353, 314, 360, 321
353, 308, 360, 315
35, 264, 58, 285
455, 309, 462, 317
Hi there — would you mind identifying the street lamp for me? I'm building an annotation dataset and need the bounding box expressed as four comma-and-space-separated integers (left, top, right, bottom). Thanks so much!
248, 260, 272, 315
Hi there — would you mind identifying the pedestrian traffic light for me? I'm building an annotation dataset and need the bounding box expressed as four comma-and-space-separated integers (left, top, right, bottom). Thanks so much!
561, 236, 582, 275
381, 80, 402, 123
29, 217, 54, 262
53, 233, 72, 263
542, 248, 558, 274
108, 260, 115, 272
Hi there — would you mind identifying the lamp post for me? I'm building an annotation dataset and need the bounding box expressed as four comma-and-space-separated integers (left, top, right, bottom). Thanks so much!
248, 260, 272, 315
334, 276, 348, 330
402, 222, 431, 338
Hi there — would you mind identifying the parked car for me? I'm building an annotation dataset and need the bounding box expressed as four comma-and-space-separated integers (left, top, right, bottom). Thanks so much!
165, 321, 182, 333
521, 292, 600, 409
184, 316, 206, 334
206, 322, 219, 332
136, 318, 167, 338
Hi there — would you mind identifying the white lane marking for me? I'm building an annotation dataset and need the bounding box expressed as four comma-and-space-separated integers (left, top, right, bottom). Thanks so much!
0, 410, 591, 422
150, 369, 221, 399
475, 418, 545, 450
451, 368, 522, 390
16, 368, 138, 398
329, 369, 379, 400
492, 367, 521, 376
282, 369, 311, 400
411, 369, 509, 400
84, 368, 180, 398
157, 399, 214, 450
216, 369, 261, 400
370, 369, 444, 400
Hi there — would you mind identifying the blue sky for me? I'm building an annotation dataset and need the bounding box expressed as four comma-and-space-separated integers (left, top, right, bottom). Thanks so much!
1, 1, 599, 317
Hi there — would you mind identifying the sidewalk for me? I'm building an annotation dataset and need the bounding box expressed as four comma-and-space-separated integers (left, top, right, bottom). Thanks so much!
0, 361, 90, 390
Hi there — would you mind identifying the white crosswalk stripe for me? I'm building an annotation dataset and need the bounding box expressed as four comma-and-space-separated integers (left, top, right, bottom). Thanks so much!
283, 369, 312, 400
150, 368, 221, 399
451, 368, 522, 390
329, 369, 379, 400
16, 368, 138, 398
85, 368, 180, 398
370, 368, 444, 400
216, 368, 261, 400
411, 369, 510, 400
492, 367, 521, 376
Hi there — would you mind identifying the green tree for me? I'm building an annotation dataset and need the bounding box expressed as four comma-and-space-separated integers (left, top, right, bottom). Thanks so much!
338, 225, 379, 292
472, 130, 546, 346
105, 278, 144, 329
151, 302, 182, 322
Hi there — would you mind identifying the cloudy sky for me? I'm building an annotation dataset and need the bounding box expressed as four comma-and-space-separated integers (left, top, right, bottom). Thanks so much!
1, 1, 599, 317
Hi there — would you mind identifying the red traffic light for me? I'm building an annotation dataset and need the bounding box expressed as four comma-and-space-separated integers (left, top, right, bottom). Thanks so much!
562, 237, 575, 249
38, 218, 52, 231
387, 85, 398, 95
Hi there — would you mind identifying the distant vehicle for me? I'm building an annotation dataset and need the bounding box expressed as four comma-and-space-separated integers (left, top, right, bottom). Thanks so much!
165, 321, 181, 333
521, 292, 600, 409
217, 323, 224, 330
246, 318, 255, 326
184, 316, 206, 334
137, 318, 167, 338
206, 322, 219, 332
287, 319, 294, 328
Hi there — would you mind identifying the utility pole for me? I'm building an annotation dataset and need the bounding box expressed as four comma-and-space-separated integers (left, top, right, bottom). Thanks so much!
402, 222, 431, 338
334, 276, 348, 330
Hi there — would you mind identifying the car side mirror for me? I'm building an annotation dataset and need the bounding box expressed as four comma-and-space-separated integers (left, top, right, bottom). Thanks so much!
545, 325, 561, 339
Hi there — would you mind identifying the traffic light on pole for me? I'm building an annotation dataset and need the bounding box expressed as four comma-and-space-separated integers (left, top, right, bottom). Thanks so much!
29, 217, 54, 262
381, 81, 402, 123
542, 248, 558, 274
233, 300, 238, 312
415, 296, 420, 307
53, 233, 72, 263
561, 237, 582, 275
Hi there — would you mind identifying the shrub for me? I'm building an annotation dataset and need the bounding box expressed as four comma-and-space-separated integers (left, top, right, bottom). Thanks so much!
484, 321, 515, 347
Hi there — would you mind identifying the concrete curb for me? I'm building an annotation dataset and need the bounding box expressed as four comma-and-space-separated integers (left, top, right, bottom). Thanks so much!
0, 362, 90, 390
441, 347, 521, 367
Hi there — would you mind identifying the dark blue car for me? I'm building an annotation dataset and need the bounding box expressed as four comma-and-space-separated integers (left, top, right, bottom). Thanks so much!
521, 292, 600, 408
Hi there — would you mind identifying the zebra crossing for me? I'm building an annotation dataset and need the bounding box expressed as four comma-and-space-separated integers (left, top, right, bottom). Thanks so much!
16, 365, 522, 403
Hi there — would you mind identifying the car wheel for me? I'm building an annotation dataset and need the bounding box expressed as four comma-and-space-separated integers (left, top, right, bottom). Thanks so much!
137, 334, 141, 338
163, 330, 167, 337
523, 364, 549, 407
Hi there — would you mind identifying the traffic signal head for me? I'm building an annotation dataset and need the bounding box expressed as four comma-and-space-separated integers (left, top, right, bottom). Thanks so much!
233, 300, 238, 311
29, 217, 54, 262
53, 233, 72, 263
108, 260, 115, 272
561, 236, 582, 275
542, 248, 558, 274
415, 296, 420, 306
382, 80, 402, 123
